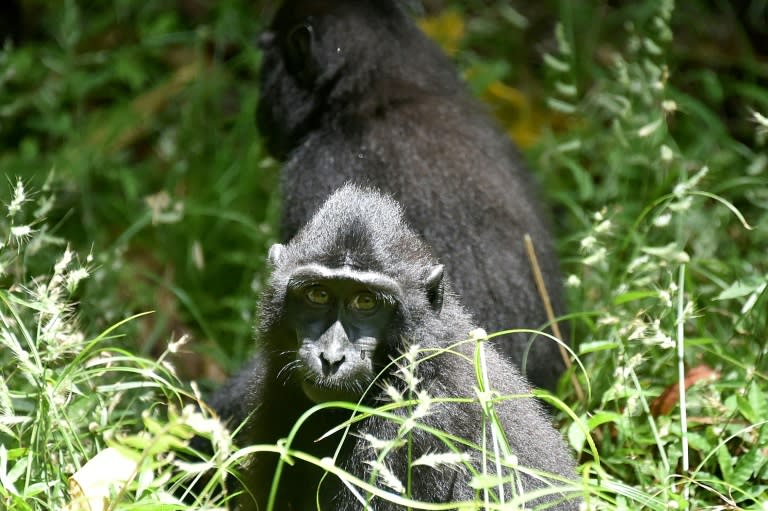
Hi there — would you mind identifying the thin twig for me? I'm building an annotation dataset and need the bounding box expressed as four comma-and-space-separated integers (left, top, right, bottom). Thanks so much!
524, 234, 585, 401
677, 264, 690, 500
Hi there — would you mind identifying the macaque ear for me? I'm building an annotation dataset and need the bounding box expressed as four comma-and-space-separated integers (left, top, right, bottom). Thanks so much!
425, 264, 444, 312
268, 244, 286, 267
284, 22, 320, 87
258, 30, 276, 50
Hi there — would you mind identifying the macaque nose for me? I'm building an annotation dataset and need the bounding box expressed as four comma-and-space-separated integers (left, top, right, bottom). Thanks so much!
319, 352, 346, 376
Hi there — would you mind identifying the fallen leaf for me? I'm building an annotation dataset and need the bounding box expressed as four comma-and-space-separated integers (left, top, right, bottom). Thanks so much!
650, 364, 720, 417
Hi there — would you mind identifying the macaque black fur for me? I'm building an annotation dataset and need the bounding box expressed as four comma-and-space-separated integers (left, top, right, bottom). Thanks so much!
0, 0, 22, 44
257, 0, 568, 390
210, 184, 579, 510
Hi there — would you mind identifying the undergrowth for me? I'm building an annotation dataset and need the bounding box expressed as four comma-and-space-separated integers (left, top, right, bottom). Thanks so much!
0, 0, 766, 510
535, 0, 768, 508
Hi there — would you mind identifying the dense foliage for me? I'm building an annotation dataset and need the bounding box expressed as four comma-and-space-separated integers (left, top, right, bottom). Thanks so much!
0, 1, 766, 509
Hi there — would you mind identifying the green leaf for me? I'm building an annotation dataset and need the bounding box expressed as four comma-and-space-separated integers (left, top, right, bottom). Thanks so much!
587, 411, 624, 430
717, 446, 734, 482
736, 394, 757, 424
732, 447, 762, 487
561, 156, 595, 201
578, 340, 619, 354
748, 384, 768, 422
613, 290, 658, 305
4, 496, 33, 511
567, 418, 586, 452
686, 432, 712, 452
715, 280, 763, 301
6, 455, 28, 486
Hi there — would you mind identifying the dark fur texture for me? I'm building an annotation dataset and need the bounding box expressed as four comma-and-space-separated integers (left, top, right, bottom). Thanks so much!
257, 0, 567, 390
211, 185, 579, 510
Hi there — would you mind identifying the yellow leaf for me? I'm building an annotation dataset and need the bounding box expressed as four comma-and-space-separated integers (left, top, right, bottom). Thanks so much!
483, 80, 575, 148
418, 10, 465, 56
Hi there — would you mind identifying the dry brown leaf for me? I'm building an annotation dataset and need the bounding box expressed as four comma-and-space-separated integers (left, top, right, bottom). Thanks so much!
650, 364, 720, 417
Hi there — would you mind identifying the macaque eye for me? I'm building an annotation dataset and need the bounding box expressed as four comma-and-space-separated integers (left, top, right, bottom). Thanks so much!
305, 285, 330, 305
350, 291, 377, 312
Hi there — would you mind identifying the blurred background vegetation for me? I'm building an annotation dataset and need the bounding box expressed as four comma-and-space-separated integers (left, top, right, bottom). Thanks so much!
1, 0, 765, 377
1, 0, 767, 508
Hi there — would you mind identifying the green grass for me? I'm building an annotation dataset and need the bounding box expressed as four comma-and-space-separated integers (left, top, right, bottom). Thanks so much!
532, 1, 768, 507
1, 0, 767, 509
1, 1, 278, 373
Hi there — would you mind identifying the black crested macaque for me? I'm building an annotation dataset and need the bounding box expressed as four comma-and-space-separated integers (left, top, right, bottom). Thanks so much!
210, 184, 579, 510
257, 0, 568, 391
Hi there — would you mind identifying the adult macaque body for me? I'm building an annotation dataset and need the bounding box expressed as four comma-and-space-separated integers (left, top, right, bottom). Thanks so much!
210, 185, 579, 510
257, 0, 567, 390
